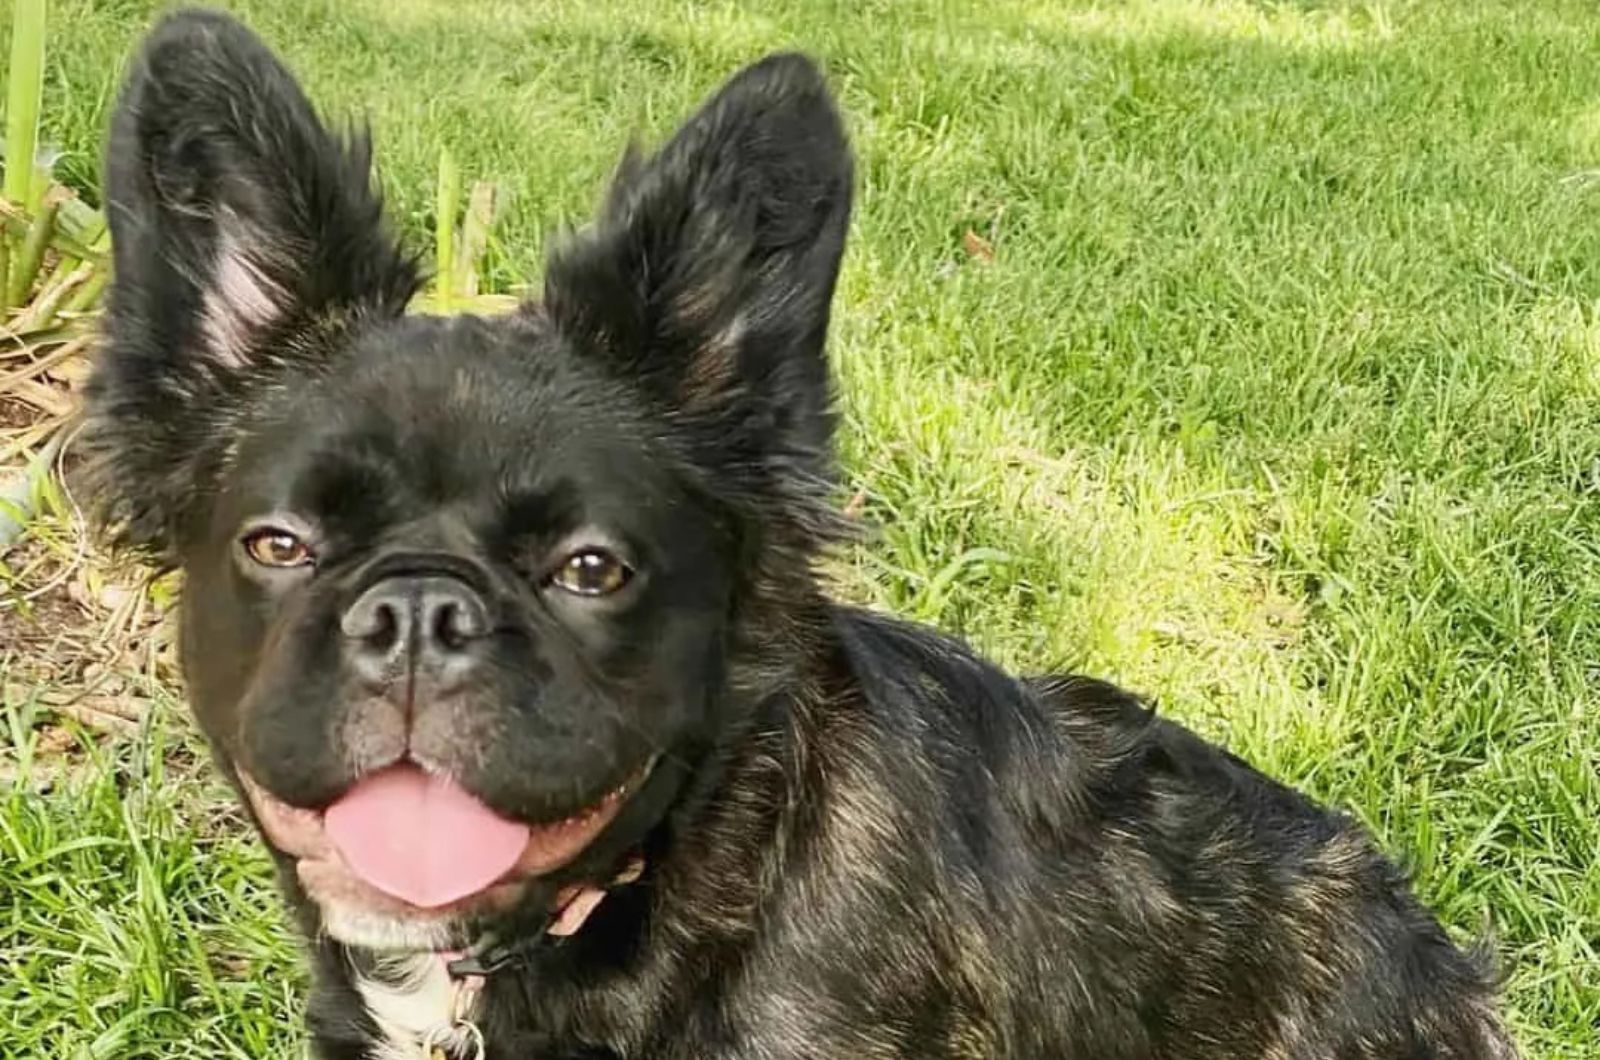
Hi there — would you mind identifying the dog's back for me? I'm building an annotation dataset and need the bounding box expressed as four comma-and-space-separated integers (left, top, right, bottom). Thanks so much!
773, 608, 1518, 1059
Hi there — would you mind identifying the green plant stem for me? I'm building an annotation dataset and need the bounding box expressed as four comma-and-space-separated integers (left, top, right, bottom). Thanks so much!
4, 0, 48, 215
456, 181, 497, 297
435, 148, 460, 311
60, 264, 107, 317
6, 194, 59, 307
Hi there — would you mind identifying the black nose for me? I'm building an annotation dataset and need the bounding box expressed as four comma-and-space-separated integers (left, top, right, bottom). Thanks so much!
341, 575, 490, 695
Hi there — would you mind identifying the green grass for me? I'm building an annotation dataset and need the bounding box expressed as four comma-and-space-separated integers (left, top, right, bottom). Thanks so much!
2, 699, 302, 1059
4, 0, 1598, 1056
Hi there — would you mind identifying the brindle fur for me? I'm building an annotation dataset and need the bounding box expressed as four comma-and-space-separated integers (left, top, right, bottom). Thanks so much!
86, 10, 1516, 1059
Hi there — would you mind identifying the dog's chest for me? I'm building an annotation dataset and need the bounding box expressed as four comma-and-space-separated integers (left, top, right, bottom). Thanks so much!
353, 954, 482, 1060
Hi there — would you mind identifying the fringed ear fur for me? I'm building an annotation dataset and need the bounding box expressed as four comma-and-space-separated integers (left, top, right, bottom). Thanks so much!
85, 9, 419, 559
543, 53, 854, 501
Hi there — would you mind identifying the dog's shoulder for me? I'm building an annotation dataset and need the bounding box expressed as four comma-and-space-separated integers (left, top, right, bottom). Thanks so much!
1023, 669, 1377, 870
825, 605, 1071, 772
825, 606, 1271, 806
822, 605, 1389, 896
1024, 671, 1322, 810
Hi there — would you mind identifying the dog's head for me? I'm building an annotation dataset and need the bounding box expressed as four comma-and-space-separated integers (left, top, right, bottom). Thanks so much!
85, 10, 851, 951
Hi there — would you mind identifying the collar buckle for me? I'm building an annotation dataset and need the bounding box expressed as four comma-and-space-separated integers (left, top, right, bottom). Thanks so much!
445, 927, 553, 979
444, 852, 645, 981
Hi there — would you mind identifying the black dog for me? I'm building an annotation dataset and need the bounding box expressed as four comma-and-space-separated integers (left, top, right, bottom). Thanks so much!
85, 10, 1517, 1059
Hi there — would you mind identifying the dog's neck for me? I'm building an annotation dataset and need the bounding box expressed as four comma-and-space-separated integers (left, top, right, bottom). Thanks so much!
351, 953, 474, 1060
348, 853, 647, 1059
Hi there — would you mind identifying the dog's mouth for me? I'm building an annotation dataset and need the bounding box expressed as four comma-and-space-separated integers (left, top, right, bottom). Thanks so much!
239, 758, 657, 922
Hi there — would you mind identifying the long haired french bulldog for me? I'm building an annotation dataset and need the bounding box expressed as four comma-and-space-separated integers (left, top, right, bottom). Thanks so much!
84, 9, 1518, 1059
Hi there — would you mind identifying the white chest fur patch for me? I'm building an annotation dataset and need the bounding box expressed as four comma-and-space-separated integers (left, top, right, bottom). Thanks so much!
353, 953, 482, 1060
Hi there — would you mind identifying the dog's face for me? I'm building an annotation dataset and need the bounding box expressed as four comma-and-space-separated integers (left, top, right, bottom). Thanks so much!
87, 11, 850, 950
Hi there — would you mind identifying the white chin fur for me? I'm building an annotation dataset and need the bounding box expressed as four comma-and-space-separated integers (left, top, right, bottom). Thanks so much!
320, 901, 458, 952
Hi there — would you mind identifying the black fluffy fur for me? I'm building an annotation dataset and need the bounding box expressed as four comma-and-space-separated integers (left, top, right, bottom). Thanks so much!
85, 10, 1518, 1059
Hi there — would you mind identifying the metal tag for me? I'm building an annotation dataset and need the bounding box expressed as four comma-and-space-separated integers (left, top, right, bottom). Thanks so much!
419, 976, 486, 1060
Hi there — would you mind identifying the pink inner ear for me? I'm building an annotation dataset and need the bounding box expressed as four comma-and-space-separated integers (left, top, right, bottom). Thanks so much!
202, 224, 286, 367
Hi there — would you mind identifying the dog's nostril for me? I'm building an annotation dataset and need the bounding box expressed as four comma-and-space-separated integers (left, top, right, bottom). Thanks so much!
434, 602, 465, 651
341, 593, 403, 653
366, 602, 400, 653
430, 594, 487, 651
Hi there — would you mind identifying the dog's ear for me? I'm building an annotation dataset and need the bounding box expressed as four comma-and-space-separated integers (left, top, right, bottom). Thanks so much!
102, 10, 416, 364
544, 53, 853, 520
85, 10, 417, 558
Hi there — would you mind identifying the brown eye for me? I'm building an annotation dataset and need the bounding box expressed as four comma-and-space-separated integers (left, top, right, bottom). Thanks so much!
549, 549, 632, 597
242, 528, 314, 569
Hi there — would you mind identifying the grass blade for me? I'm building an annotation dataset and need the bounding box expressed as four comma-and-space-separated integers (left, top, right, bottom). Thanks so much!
59, 264, 106, 317
5, 190, 60, 307
4, 0, 48, 214
0, 201, 101, 263
0, 426, 64, 550
55, 194, 104, 246
434, 147, 460, 311
456, 180, 498, 298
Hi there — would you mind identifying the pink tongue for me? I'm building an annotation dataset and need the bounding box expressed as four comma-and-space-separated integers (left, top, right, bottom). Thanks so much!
324, 765, 530, 909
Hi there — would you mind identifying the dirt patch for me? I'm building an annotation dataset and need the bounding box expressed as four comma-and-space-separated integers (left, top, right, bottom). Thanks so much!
0, 516, 179, 788
0, 398, 41, 431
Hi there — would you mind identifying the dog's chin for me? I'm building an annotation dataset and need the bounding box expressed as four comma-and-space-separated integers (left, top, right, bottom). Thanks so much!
296, 855, 535, 951
316, 899, 468, 952
236, 759, 657, 952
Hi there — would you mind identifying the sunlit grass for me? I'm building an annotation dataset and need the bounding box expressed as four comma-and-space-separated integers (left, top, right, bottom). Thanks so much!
2, 0, 1596, 1055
